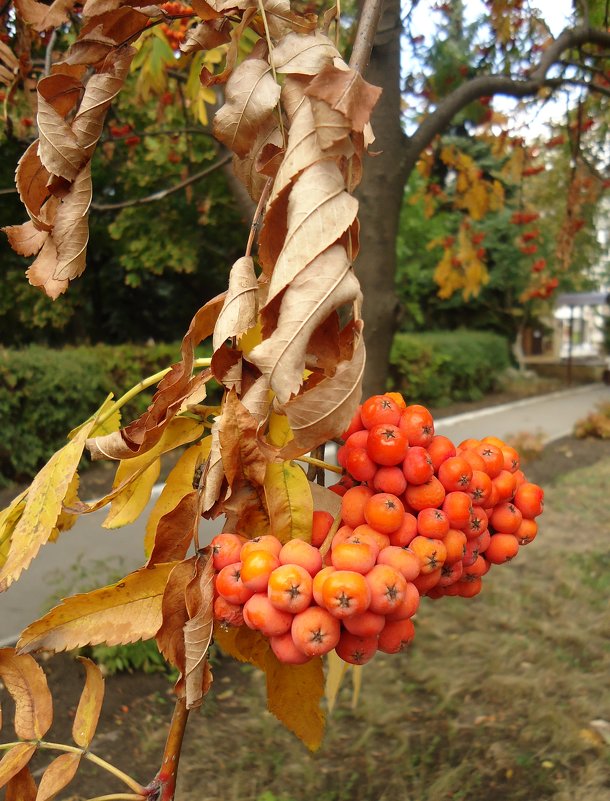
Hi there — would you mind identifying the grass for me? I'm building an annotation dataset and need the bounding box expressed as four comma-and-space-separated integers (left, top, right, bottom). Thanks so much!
166, 455, 610, 801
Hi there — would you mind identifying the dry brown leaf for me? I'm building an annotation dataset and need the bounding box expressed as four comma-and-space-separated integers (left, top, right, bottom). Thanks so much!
267, 161, 358, 303
0, 744, 37, 791
201, 420, 224, 513
219, 390, 267, 489
5, 765, 37, 801
241, 374, 271, 422
305, 64, 382, 134
36, 84, 85, 181
190, 0, 224, 18
0, 650, 53, 740
270, 31, 338, 75
309, 481, 341, 517
180, 18, 230, 53
36, 753, 81, 801
60, 25, 117, 66
280, 74, 310, 121
213, 58, 281, 158
88, 293, 224, 461
280, 327, 364, 458
26, 163, 92, 299
202, 8, 257, 87
250, 246, 360, 403
213, 256, 259, 350
2, 221, 47, 258
72, 657, 105, 749
233, 115, 283, 201
184, 551, 215, 708
17, 562, 179, 653
13, 0, 75, 31
156, 557, 196, 689
15, 142, 53, 231
308, 96, 351, 151
146, 490, 199, 565
270, 98, 323, 202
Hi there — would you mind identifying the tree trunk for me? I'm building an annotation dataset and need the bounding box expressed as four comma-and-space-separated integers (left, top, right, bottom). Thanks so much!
355, 0, 408, 398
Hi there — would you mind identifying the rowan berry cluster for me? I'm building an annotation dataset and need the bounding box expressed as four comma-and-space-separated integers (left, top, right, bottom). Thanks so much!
211, 392, 543, 666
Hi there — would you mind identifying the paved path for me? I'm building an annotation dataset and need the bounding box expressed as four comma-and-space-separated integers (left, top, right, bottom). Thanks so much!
1, 383, 608, 645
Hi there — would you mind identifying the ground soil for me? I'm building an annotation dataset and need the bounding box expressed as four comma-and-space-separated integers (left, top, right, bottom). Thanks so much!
2, 434, 609, 801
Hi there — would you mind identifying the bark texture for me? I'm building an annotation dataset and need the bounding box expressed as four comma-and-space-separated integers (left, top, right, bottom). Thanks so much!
355, 0, 408, 398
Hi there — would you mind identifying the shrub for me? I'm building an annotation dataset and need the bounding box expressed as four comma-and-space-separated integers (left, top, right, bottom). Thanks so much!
574, 402, 610, 439
389, 330, 511, 407
0, 341, 211, 484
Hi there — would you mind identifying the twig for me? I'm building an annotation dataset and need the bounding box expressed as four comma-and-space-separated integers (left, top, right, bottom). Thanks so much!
0, 741, 145, 795
91, 155, 232, 211
143, 698, 190, 800
297, 455, 342, 474
319, 510, 343, 557
245, 177, 272, 257
93, 357, 211, 430
44, 30, 57, 76
349, 0, 384, 74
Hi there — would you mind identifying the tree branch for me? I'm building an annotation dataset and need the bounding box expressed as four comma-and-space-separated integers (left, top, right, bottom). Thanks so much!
91, 154, 232, 211
349, 0, 385, 74
405, 24, 610, 174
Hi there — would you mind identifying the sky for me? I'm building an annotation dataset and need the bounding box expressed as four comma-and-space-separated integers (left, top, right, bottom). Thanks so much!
408, 0, 576, 139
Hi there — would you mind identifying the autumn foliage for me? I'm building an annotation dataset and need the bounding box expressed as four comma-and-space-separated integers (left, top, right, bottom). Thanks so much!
0, 0, 553, 796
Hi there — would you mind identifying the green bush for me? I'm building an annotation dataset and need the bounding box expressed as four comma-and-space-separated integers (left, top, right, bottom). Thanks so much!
389, 330, 511, 407
0, 341, 211, 484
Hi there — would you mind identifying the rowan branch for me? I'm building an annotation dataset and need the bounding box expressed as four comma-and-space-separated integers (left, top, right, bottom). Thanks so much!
349, 0, 385, 74
91, 154, 232, 211
405, 24, 610, 174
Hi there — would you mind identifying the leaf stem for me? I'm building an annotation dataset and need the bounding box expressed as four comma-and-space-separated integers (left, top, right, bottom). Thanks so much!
0, 741, 145, 795
257, 0, 286, 146
297, 455, 342, 474
93, 357, 212, 431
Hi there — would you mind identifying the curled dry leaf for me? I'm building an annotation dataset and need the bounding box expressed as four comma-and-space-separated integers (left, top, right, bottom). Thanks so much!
213, 58, 281, 158
146, 490, 200, 565
279, 328, 365, 459
212, 256, 259, 351
218, 390, 267, 489
2, 221, 47, 258
265, 160, 359, 301
87, 292, 225, 461
17, 562, 179, 654
184, 551, 215, 708
180, 18, 231, 53
270, 31, 339, 75
72, 657, 105, 749
305, 64, 382, 134
0, 650, 53, 740
13, 0, 75, 31
250, 245, 361, 403
156, 556, 196, 696
233, 116, 283, 201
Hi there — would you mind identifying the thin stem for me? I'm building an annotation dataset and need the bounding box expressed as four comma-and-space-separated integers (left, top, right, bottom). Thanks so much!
245, 177, 273, 257
297, 455, 342, 474
257, 0, 286, 145
144, 698, 190, 800
349, 0, 384, 74
319, 510, 343, 557
86, 795, 145, 801
0, 741, 145, 795
93, 357, 211, 431
335, 0, 341, 48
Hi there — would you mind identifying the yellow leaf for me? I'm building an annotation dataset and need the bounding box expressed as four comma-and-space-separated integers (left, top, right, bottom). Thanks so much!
72, 657, 105, 749
324, 650, 347, 713
103, 418, 204, 530
0, 417, 96, 591
238, 320, 263, 355
0, 649, 53, 740
213, 623, 268, 670
17, 562, 179, 654
264, 461, 313, 543
351, 664, 363, 709
265, 650, 325, 751
145, 439, 211, 556
268, 410, 293, 447
68, 393, 120, 440
49, 471, 80, 543
0, 490, 28, 571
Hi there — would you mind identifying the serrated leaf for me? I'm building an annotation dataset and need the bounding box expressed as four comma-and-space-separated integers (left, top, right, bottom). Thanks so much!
2, 221, 47, 258
184, 552, 214, 708
36, 752, 81, 801
0, 417, 96, 592
266, 162, 358, 303
145, 441, 210, 556
0, 744, 37, 790
5, 765, 37, 801
305, 64, 382, 134
72, 657, 105, 748
264, 461, 313, 544
17, 562, 179, 654
0, 490, 28, 571
0, 650, 53, 740
250, 246, 361, 403
265, 650, 325, 751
